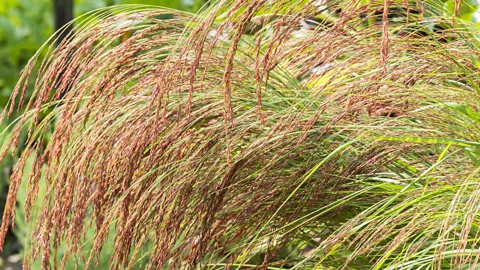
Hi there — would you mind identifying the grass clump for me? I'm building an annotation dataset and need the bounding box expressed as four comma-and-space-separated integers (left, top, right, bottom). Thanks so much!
1, 0, 480, 269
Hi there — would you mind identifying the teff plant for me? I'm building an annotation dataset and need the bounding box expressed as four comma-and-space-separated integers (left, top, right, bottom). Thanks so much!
1, 0, 480, 269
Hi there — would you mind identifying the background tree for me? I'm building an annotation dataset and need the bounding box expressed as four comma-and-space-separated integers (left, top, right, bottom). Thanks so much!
53, 0, 73, 45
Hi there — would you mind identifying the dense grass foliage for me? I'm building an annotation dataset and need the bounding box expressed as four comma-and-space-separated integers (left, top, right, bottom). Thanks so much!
1, 0, 480, 269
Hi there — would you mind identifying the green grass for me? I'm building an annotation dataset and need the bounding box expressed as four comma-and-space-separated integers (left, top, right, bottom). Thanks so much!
2, 0, 480, 269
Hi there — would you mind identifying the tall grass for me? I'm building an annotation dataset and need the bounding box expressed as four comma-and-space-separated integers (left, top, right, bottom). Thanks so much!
1, 0, 480, 268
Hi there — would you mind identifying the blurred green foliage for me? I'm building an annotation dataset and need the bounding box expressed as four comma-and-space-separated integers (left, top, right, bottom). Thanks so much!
0, 0, 51, 107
